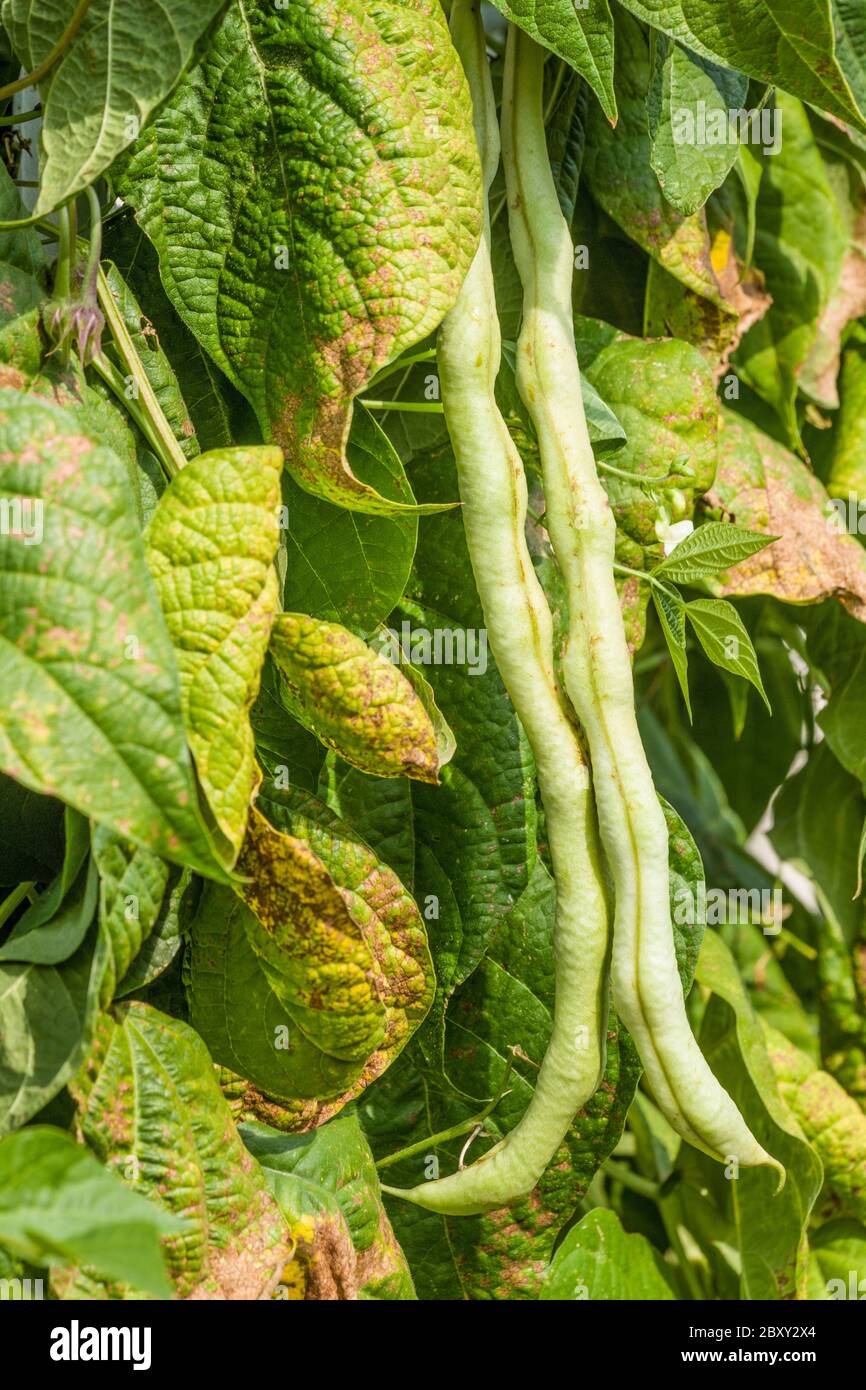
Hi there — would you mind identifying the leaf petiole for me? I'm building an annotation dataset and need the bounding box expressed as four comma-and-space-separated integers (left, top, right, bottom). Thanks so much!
359, 399, 444, 413
598, 458, 695, 487
96, 265, 187, 479
0, 0, 93, 104
376, 1051, 516, 1172
613, 560, 673, 596
0, 107, 42, 126
0, 881, 36, 931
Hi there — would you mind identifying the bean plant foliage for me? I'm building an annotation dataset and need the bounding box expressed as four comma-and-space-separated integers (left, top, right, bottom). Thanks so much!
0, 0, 864, 1307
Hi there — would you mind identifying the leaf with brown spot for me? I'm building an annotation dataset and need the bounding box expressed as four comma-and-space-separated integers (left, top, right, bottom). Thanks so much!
763, 1022, 866, 1224
242, 1111, 415, 1300
705, 409, 866, 622
57, 1004, 292, 1300
0, 389, 223, 878
187, 787, 433, 1128
270, 613, 440, 784
237, 805, 387, 1063
800, 204, 866, 409
115, 0, 481, 515
645, 236, 772, 385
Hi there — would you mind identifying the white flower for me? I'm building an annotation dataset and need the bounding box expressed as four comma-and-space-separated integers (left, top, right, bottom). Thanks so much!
655, 518, 694, 557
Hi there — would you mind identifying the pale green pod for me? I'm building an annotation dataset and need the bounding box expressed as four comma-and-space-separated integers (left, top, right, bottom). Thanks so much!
383, 0, 611, 1217
500, 25, 783, 1186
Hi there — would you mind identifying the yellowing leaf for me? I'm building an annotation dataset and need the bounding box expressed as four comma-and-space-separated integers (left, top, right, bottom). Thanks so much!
706, 411, 866, 623
145, 446, 283, 861
188, 787, 434, 1130
763, 1023, 866, 1224
237, 805, 387, 1063
270, 613, 440, 783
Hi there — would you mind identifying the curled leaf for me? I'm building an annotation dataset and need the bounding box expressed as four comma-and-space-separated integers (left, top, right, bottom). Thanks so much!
270, 613, 440, 784
145, 446, 283, 860
0, 389, 221, 877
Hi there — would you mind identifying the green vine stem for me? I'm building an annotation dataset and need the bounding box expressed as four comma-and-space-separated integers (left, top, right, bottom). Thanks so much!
95, 264, 187, 480
0, 0, 93, 104
0, 881, 35, 930
0, 107, 42, 126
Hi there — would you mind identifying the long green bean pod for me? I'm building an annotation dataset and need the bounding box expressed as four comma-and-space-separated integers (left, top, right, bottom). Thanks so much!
382, 0, 611, 1216
501, 26, 783, 1184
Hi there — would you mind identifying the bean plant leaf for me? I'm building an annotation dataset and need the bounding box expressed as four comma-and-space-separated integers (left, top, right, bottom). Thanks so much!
540, 1207, 676, 1300
0, 773, 64, 884
0, 0, 228, 216
654, 522, 775, 583
835, 0, 866, 116
0, 1125, 181, 1299
582, 12, 732, 308
318, 754, 416, 891
188, 784, 433, 1128
685, 600, 770, 710
90, 825, 172, 1002
241, 1113, 416, 1300
491, 0, 617, 123
695, 931, 822, 1300
770, 743, 865, 944
0, 922, 109, 1135
647, 35, 749, 216
237, 806, 388, 1063
0, 390, 223, 878
0, 858, 97, 965
116, 0, 482, 514
145, 445, 283, 862
763, 1021, 866, 1225
269, 612, 440, 785
734, 95, 848, 449
816, 901, 866, 1109
827, 328, 866, 500
617, 0, 866, 129
706, 410, 866, 622
653, 584, 692, 719
573, 316, 718, 570
58, 1003, 292, 1299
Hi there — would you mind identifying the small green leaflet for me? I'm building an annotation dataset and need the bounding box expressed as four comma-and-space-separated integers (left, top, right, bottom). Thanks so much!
652, 581, 691, 719
647, 35, 749, 216
540, 1207, 676, 1299
686, 599, 771, 711
654, 522, 776, 583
